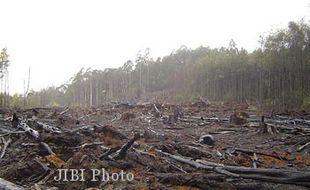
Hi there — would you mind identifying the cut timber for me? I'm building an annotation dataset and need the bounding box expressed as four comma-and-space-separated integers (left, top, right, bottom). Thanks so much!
0, 178, 24, 190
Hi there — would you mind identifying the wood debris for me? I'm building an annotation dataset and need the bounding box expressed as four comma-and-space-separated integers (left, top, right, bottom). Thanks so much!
0, 102, 309, 189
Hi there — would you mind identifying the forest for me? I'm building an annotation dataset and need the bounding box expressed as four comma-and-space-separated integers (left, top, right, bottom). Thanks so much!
1, 20, 309, 111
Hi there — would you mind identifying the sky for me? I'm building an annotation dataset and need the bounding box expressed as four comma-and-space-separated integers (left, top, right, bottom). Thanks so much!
0, 0, 309, 94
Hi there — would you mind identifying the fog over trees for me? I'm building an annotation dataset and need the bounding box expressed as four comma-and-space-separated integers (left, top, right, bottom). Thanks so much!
6, 20, 310, 110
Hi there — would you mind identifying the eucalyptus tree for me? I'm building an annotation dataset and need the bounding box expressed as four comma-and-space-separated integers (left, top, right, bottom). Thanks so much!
0, 48, 9, 107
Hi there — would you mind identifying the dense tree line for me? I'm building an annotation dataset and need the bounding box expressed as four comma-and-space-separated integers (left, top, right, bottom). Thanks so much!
16, 20, 310, 110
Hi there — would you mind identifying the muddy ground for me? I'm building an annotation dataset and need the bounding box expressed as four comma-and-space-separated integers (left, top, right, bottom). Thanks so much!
0, 101, 309, 190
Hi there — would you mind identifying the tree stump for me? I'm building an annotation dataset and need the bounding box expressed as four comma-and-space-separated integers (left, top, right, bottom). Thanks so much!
257, 116, 278, 135
229, 112, 249, 126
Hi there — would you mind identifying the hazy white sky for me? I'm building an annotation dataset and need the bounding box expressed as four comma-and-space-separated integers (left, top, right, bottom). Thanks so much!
0, 0, 309, 94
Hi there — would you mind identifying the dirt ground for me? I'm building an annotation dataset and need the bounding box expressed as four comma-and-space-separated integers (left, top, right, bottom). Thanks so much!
0, 101, 309, 190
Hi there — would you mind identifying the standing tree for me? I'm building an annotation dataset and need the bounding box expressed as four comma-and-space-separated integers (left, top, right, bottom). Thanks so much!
0, 48, 10, 107
23, 67, 31, 107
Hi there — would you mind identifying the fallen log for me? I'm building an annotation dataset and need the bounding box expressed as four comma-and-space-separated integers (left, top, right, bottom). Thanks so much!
223, 166, 310, 187
0, 130, 26, 137
18, 121, 40, 139
180, 114, 310, 128
24, 107, 52, 111
31, 158, 52, 183
59, 107, 70, 115
180, 115, 223, 123
209, 131, 235, 135
297, 140, 310, 152
143, 127, 165, 141
0, 178, 24, 190
36, 121, 62, 134
274, 115, 310, 126
69, 125, 94, 133
163, 159, 187, 173
155, 149, 213, 170
151, 172, 231, 189
234, 182, 309, 190
76, 142, 106, 149
78, 112, 96, 120
113, 133, 140, 159
12, 114, 40, 139
179, 145, 213, 158
232, 147, 289, 161
156, 149, 310, 187
0, 137, 12, 159
100, 146, 121, 160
